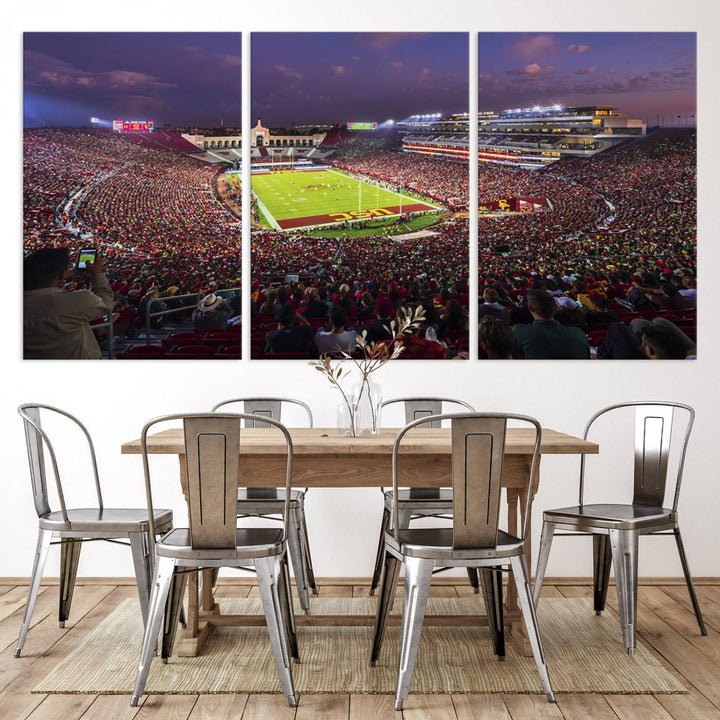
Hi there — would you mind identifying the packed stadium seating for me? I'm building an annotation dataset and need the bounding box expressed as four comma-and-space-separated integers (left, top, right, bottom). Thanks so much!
24, 124, 695, 360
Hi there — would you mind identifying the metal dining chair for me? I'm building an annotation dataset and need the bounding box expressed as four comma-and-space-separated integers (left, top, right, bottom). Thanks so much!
370, 412, 554, 710
211, 398, 316, 613
370, 398, 478, 595
533, 401, 706, 655
131, 412, 298, 708
16, 404, 173, 658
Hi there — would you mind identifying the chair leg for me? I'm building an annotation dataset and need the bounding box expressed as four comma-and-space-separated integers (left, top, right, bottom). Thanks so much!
673, 527, 707, 636
286, 507, 311, 614
370, 550, 401, 666
58, 538, 83, 628
466, 568, 480, 594
161, 570, 188, 661
255, 556, 297, 707
532, 520, 556, 607
593, 534, 613, 616
480, 567, 505, 659
131, 556, 176, 706
15, 528, 52, 657
369, 506, 391, 596
394, 556, 434, 711
608, 529, 639, 654
297, 502, 317, 596
277, 551, 299, 661
510, 554, 555, 703
129, 532, 152, 628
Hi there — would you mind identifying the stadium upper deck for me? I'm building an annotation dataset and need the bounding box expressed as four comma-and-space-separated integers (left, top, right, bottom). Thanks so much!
398, 106, 646, 168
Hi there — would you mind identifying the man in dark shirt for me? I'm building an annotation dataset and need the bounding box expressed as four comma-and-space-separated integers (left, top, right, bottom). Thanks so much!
265, 302, 315, 356
359, 297, 396, 345
512, 289, 590, 359
302, 287, 329, 319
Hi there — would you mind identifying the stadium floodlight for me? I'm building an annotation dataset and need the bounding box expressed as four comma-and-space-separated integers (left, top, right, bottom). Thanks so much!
90, 117, 99, 124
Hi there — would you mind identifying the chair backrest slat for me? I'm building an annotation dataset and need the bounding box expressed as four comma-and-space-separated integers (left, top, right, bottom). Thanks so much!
633, 405, 673, 506
243, 400, 283, 427
451, 416, 507, 549
184, 416, 240, 549
21, 406, 51, 518
404, 400, 443, 427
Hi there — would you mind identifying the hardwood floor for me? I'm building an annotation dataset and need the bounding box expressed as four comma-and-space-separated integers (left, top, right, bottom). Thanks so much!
1, 578, 718, 720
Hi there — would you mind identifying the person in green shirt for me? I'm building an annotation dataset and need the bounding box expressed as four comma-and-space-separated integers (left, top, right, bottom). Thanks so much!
512, 289, 590, 360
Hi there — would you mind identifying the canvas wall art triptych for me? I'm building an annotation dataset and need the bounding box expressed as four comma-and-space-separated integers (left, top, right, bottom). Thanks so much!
23, 32, 696, 360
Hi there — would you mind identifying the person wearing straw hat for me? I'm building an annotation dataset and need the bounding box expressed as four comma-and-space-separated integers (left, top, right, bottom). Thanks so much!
191, 293, 231, 331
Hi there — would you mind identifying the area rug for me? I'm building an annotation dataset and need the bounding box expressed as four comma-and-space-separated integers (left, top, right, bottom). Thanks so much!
34, 597, 685, 695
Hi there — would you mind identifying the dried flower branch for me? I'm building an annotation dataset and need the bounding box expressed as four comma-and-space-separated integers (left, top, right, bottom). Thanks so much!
311, 304, 426, 435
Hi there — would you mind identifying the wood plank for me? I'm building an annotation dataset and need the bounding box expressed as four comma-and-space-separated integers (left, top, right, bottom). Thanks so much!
0, 589, 52, 653
605, 695, 673, 720
0, 586, 129, 720
664, 585, 720, 634
134, 695, 198, 720
0, 587, 47, 625
350, 694, 396, 720
214, 585, 252, 599
317, 586, 353, 599
656, 688, 720, 719
241, 694, 296, 720
556, 694, 619, 719
452, 693, 511, 720
188, 694, 249, 720
25, 694, 96, 720
640, 587, 718, 660
500, 696, 563, 719
295, 694, 349, 720
601, 589, 720, 709
81, 694, 148, 720
402, 694, 457, 720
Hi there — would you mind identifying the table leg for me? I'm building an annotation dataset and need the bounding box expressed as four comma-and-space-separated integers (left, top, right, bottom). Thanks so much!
174, 455, 219, 657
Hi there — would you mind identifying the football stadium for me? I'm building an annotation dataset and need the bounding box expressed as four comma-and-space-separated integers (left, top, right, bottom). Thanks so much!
22, 107, 696, 360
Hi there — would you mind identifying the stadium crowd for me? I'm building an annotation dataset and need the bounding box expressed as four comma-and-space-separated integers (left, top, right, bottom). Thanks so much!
24, 128, 242, 340
24, 125, 695, 360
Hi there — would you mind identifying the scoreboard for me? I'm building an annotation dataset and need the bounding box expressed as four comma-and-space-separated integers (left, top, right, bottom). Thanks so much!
347, 122, 377, 131
113, 120, 155, 132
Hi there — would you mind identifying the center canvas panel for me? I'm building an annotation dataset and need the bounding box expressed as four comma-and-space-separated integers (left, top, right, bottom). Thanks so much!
250, 32, 470, 360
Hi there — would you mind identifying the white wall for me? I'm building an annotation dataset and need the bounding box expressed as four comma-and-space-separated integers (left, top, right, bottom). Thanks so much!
3, 0, 719, 581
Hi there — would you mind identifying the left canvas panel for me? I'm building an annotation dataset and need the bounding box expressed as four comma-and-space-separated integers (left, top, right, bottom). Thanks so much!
23, 32, 243, 360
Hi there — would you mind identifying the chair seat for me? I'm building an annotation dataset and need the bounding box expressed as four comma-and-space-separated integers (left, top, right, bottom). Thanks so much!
237, 488, 305, 511
384, 488, 452, 511
385, 527, 523, 560
39, 508, 173, 533
544, 503, 675, 531
156, 528, 284, 560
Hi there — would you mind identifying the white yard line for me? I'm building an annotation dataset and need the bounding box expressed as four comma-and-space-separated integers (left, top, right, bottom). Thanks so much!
325, 169, 440, 210
252, 192, 281, 231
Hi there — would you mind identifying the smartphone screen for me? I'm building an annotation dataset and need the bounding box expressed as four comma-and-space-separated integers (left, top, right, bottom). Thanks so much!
77, 248, 97, 270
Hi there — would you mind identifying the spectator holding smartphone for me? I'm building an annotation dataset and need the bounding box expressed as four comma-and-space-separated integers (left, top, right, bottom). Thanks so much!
24, 247, 114, 359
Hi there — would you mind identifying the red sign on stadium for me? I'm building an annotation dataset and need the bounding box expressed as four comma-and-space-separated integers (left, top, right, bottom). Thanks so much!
113, 120, 155, 132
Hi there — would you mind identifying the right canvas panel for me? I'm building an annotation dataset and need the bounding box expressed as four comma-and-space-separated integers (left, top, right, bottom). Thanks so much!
477, 32, 696, 360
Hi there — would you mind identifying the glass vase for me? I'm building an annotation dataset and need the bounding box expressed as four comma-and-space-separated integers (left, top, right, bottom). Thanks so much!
352, 379, 382, 436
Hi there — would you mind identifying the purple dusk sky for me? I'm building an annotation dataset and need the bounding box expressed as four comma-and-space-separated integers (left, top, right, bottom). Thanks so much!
23, 33, 242, 128
252, 33, 468, 127
479, 33, 696, 121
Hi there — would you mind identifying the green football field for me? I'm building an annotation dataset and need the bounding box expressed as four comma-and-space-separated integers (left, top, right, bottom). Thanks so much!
251, 168, 439, 230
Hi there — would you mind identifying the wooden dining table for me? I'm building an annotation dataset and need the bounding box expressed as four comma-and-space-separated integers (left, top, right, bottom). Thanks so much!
121, 426, 598, 657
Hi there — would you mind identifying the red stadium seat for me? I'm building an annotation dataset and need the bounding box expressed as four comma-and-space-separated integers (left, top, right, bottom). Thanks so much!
116, 345, 167, 359
162, 332, 202, 351
168, 345, 215, 358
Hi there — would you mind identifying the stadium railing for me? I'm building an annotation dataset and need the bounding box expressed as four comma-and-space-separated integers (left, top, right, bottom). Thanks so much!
143, 288, 240, 341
